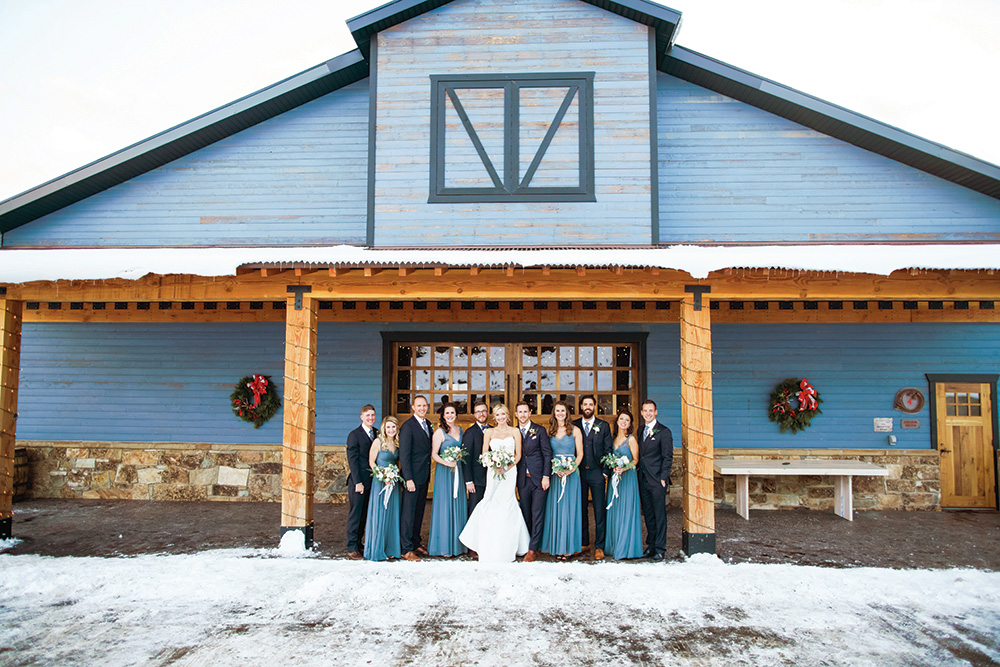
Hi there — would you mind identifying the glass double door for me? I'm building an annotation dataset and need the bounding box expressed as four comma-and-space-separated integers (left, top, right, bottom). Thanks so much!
393, 340, 639, 423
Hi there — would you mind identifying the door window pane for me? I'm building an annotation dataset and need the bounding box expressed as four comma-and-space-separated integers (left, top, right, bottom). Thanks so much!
560, 347, 575, 366
490, 347, 505, 366
490, 370, 505, 391
435, 346, 450, 366
522, 370, 538, 390
579, 347, 594, 366
579, 370, 594, 391
453, 346, 469, 366
397, 345, 412, 366
471, 370, 487, 391
540, 370, 556, 390
560, 370, 576, 390
597, 346, 613, 367
414, 346, 431, 366
522, 346, 538, 367
540, 346, 557, 366
415, 370, 431, 390
471, 346, 488, 366
598, 370, 613, 391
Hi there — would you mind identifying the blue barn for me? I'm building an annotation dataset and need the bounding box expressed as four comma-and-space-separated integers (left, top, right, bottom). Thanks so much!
1, 0, 999, 554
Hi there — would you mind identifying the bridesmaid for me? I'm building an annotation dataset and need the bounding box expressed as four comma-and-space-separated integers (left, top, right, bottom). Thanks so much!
541, 400, 584, 560
363, 416, 402, 561
429, 403, 468, 556
604, 409, 643, 560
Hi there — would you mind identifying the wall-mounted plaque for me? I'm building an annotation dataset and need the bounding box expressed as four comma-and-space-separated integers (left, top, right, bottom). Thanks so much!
874, 417, 893, 432
893, 388, 925, 414
900, 419, 920, 429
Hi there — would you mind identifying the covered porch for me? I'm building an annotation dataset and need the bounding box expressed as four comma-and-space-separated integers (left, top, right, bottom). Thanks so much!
3, 246, 999, 552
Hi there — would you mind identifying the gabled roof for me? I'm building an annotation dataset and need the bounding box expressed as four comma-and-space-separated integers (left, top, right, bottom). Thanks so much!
661, 46, 1000, 200
0, 50, 368, 234
2, 0, 998, 235
346, 0, 682, 58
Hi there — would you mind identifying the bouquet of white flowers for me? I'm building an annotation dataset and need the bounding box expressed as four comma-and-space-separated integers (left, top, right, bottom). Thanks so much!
371, 463, 402, 508
480, 449, 515, 480
440, 445, 467, 498
550, 455, 577, 502
600, 452, 635, 509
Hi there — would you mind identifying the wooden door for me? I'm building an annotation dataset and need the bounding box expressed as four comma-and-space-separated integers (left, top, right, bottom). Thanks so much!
935, 382, 997, 508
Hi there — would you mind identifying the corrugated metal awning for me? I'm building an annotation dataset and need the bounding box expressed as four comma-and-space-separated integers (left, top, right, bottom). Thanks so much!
2, 244, 1000, 284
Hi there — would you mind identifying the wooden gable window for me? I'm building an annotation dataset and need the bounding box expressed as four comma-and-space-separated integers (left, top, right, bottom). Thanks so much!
429, 72, 595, 203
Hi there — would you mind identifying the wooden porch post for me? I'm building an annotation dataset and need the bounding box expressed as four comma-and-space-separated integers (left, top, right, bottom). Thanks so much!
281, 287, 317, 548
680, 286, 716, 555
1, 298, 22, 539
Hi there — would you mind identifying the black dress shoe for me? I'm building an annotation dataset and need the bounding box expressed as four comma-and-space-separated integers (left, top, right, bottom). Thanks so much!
651, 552, 665, 562
642, 548, 654, 559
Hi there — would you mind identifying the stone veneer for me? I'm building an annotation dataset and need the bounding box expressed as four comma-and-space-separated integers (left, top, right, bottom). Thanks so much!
710, 449, 941, 512
19, 443, 940, 511
20, 441, 349, 504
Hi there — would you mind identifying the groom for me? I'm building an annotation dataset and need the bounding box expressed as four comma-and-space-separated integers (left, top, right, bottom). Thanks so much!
461, 400, 490, 515
574, 394, 613, 561
399, 395, 433, 561
515, 401, 551, 562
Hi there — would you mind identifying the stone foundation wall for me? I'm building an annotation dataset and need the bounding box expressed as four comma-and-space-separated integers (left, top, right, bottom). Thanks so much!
711, 449, 940, 511
20, 441, 350, 503
19, 442, 940, 511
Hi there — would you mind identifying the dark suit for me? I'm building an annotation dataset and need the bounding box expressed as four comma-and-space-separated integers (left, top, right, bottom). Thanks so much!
461, 421, 489, 514
398, 415, 433, 554
345, 423, 375, 552
516, 422, 552, 551
637, 420, 673, 558
574, 416, 613, 549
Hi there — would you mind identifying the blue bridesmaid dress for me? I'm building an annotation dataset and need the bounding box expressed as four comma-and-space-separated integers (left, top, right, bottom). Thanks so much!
541, 433, 582, 556
604, 440, 643, 559
429, 429, 468, 556
364, 446, 402, 561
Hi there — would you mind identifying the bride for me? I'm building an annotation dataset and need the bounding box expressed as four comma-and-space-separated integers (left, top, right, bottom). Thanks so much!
459, 403, 530, 562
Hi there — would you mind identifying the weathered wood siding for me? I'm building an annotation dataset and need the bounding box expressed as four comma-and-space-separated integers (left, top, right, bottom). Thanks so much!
657, 73, 1000, 242
372, 0, 654, 245
5, 81, 370, 248
17, 320, 998, 450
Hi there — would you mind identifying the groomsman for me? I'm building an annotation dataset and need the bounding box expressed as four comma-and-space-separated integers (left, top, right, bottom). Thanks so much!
515, 400, 552, 562
574, 394, 613, 561
637, 399, 673, 561
399, 395, 433, 561
461, 401, 490, 515
345, 404, 377, 560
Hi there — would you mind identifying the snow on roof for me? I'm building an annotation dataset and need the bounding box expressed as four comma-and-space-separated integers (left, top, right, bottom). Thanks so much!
1, 244, 998, 284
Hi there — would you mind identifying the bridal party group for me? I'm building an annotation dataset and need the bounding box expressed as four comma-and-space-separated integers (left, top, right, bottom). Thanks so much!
344, 394, 674, 564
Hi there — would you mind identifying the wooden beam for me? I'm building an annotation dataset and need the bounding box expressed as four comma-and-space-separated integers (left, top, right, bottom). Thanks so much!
363, 268, 382, 277
281, 293, 317, 548
469, 267, 480, 277
0, 299, 22, 538
4, 268, 999, 303
329, 268, 350, 277
434, 267, 447, 277
679, 293, 715, 555
399, 268, 414, 277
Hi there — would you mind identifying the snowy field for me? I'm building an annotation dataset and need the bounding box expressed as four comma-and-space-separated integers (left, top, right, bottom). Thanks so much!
2, 539, 999, 666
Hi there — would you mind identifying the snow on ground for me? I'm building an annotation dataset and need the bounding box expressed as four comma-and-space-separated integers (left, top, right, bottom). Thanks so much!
1, 550, 998, 666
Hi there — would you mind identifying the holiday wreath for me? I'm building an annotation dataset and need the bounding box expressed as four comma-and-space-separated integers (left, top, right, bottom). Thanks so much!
768, 378, 822, 434
231, 374, 281, 428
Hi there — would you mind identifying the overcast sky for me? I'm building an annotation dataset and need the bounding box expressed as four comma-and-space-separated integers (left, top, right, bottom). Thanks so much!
1, 0, 998, 203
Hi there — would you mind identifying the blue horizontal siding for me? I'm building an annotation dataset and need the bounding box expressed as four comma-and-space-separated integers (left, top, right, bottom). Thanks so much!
6, 80, 370, 248
16, 321, 1000, 449
657, 73, 1000, 242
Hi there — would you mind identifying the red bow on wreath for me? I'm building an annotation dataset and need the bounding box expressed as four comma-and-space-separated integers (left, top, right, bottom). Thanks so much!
247, 374, 269, 408
797, 379, 818, 413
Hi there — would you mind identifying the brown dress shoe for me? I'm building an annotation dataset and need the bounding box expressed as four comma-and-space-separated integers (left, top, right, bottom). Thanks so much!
402, 551, 422, 561
415, 546, 430, 557
346, 551, 363, 560
594, 549, 605, 561
523, 550, 537, 563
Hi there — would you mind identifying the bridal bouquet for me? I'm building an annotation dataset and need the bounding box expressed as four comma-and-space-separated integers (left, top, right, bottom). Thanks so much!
440, 446, 467, 498
600, 452, 635, 509
480, 449, 515, 480
550, 455, 577, 502
371, 463, 402, 508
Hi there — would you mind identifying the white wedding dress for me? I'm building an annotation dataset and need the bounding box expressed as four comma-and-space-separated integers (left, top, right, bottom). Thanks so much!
459, 436, 530, 562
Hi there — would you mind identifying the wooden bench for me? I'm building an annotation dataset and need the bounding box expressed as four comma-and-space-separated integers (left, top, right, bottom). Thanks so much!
713, 459, 889, 521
